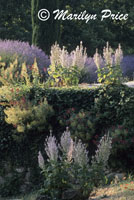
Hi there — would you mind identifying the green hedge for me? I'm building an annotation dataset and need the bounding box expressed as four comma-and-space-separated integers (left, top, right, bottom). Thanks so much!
30, 86, 97, 111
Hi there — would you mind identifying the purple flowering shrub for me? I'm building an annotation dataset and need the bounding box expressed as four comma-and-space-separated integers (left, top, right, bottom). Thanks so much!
0, 40, 50, 72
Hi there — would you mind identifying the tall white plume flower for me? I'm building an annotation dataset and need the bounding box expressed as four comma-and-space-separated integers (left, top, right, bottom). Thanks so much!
60, 127, 74, 162
50, 43, 61, 66
60, 47, 72, 68
103, 42, 113, 66
91, 133, 112, 169
72, 41, 87, 68
50, 41, 87, 69
114, 44, 123, 65
93, 49, 102, 69
45, 130, 58, 162
73, 138, 89, 168
38, 151, 45, 170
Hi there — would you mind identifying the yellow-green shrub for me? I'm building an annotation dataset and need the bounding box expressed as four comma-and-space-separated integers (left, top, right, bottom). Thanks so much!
0, 57, 42, 87
4, 98, 54, 133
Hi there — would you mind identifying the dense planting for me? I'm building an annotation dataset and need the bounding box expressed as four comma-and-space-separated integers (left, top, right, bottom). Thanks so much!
0, 42, 134, 198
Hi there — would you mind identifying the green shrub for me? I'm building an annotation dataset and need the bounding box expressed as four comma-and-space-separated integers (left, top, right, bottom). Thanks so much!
108, 125, 134, 171
60, 109, 95, 144
92, 84, 133, 131
1, 79, 134, 183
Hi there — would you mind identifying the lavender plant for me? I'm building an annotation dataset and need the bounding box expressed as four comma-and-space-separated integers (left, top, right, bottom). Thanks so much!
38, 128, 112, 200
0, 40, 50, 73
121, 55, 134, 80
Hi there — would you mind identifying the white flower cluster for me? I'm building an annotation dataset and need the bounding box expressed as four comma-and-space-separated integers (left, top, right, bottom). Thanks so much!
114, 44, 123, 66
93, 42, 123, 68
45, 130, 59, 162
71, 41, 87, 68
50, 42, 87, 68
93, 49, 102, 69
73, 139, 89, 167
91, 133, 112, 168
59, 127, 73, 162
38, 128, 89, 168
38, 151, 44, 170
38, 129, 112, 171
50, 43, 61, 67
103, 42, 113, 66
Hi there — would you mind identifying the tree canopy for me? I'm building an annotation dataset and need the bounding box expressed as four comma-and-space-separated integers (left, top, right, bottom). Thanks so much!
0, 0, 133, 55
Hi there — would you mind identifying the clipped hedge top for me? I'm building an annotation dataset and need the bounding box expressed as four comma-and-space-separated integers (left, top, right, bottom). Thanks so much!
42, 86, 100, 113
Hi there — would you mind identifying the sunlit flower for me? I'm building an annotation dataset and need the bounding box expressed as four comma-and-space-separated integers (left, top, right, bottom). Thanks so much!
45, 131, 58, 162
91, 133, 112, 168
38, 151, 45, 170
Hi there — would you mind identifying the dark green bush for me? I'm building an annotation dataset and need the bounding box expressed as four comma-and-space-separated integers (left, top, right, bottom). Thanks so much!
108, 125, 134, 171
60, 109, 95, 144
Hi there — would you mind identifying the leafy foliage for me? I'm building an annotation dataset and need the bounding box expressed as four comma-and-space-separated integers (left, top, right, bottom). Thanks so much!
108, 125, 134, 170
0, 0, 31, 42
60, 0, 134, 56
0, 58, 44, 101
94, 43, 123, 84
60, 109, 95, 144
47, 64, 81, 87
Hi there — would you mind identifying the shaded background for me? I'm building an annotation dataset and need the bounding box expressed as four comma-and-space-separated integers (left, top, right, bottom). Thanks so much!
0, 0, 133, 56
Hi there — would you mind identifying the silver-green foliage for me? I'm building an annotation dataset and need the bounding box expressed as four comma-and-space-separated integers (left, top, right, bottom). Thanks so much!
38, 128, 112, 200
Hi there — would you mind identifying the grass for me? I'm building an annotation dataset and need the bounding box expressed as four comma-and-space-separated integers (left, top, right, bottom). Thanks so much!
90, 175, 134, 200
1, 176, 134, 200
